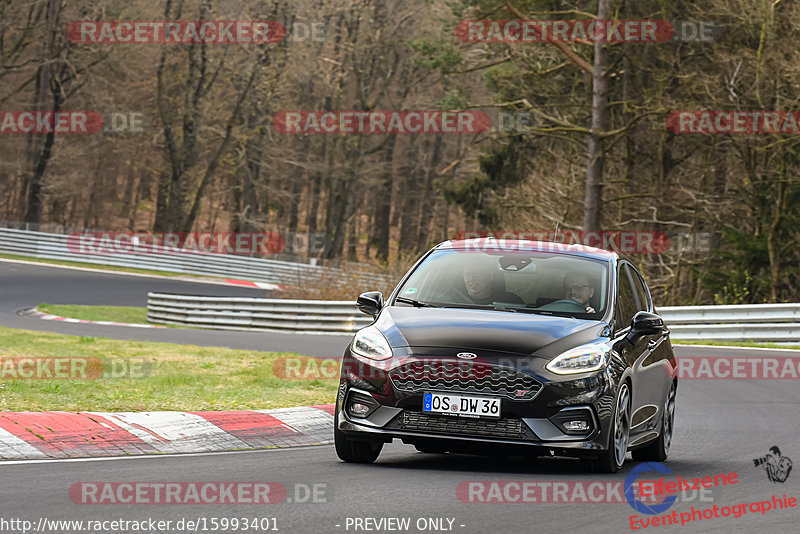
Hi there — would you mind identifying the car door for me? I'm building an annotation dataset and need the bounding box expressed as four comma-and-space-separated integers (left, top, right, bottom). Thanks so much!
627, 264, 673, 433
622, 263, 670, 440
613, 262, 650, 435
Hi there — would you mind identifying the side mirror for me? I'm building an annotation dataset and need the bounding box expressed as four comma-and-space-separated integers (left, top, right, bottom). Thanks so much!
627, 311, 664, 340
356, 291, 383, 317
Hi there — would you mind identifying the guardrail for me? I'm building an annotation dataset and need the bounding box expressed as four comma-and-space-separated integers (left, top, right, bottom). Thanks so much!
659, 303, 800, 342
147, 293, 371, 334
0, 227, 393, 289
146, 294, 800, 341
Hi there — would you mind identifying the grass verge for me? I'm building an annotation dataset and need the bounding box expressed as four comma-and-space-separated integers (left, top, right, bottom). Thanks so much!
0, 326, 339, 412
673, 340, 800, 350
38, 303, 151, 325
0, 253, 214, 279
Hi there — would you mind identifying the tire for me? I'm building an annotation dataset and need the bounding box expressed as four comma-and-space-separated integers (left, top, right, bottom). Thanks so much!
587, 382, 631, 473
334, 409, 383, 464
632, 381, 676, 462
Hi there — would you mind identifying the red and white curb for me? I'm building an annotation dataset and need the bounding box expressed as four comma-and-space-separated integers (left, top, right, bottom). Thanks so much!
223, 279, 282, 291
24, 308, 166, 329
0, 404, 334, 460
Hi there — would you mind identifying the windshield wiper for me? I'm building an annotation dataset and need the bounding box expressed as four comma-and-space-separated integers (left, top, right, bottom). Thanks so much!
439, 303, 496, 310
494, 306, 553, 315
394, 296, 435, 308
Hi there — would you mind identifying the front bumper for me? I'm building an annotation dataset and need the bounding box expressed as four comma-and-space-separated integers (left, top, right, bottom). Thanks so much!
336, 347, 620, 457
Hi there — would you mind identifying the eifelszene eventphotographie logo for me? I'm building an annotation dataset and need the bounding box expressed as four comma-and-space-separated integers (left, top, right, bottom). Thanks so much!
753, 446, 793, 483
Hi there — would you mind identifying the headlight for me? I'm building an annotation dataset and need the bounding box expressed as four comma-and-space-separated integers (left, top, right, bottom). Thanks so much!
351, 325, 392, 361
546, 342, 609, 375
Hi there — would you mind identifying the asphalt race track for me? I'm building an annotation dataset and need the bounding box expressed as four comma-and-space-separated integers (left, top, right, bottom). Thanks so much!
0, 377, 797, 533
0, 260, 351, 358
0, 259, 798, 533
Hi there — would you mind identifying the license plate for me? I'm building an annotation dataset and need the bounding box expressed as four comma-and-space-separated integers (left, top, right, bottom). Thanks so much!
423, 392, 501, 419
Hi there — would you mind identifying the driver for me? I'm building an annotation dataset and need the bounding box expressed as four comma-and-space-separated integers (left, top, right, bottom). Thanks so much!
462, 261, 523, 305
563, 272, 596, 313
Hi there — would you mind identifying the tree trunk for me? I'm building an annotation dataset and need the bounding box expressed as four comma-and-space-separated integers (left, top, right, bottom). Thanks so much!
138, 169, 152, 201
582, 0, 609, 231
286, 173, 303, 255
122, 166, 136, 221
416, 135, 443, 252
767, 165, 787, 302
346, 214, 359, 262
398, 137, 423, 254
240, 121, 265, 233
307, 171, 322, 237
322, 137, 363, 260
153, 172, 170, 232
83, 158, 104, 230
23, 0, 60, 225
368, 135, 397, 261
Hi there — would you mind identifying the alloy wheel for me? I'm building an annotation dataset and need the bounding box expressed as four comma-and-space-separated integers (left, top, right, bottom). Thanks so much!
662, 383, 676, 455
614, 383, 631, 467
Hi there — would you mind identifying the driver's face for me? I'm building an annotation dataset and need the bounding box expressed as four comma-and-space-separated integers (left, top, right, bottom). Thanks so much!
564, 275, 594, 305
463, 264, 493, 299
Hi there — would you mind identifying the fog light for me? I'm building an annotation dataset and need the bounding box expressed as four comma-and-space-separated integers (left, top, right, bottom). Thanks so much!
563, 420, 590, 432
350, 402, 371, 417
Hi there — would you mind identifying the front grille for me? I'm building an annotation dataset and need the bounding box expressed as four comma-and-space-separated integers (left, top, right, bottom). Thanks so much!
389, 360, 542, 400
401, 411, 524, 439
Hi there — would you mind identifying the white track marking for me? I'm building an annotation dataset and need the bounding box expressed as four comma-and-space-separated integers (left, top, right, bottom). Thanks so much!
0, 427, 49, 459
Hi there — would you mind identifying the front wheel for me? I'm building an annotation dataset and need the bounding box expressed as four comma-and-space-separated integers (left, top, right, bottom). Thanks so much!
588, 382, 631, 473
632, 381, 676, 462
334, 410, 383, 463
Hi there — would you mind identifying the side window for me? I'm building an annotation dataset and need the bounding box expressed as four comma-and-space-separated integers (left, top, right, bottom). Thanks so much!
628, 265, 651, 312
616, 264, 638, 329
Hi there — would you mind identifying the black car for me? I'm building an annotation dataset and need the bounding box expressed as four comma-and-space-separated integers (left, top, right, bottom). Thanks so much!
334, 238, 677, 472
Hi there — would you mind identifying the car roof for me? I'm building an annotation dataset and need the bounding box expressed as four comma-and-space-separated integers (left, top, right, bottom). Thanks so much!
435, 238, 618, 262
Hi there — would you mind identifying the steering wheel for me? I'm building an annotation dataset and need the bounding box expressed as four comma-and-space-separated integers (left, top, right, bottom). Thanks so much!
539, 299, 588, 312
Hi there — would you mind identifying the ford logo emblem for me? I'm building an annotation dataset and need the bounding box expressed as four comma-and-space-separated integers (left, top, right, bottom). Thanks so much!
457, 352, 477, 360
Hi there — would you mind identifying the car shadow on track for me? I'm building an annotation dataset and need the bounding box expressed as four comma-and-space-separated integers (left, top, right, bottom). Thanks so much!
343, 446, 710, 477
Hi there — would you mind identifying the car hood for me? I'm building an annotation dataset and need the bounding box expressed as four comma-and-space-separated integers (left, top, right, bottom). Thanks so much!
375, 306, 607, 356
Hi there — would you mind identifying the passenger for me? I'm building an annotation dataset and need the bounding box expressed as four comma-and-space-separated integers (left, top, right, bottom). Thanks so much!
563, 272, 596, 313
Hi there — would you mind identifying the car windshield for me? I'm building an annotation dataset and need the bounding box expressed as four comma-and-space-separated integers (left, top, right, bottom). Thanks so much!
394, 248, 609, 318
